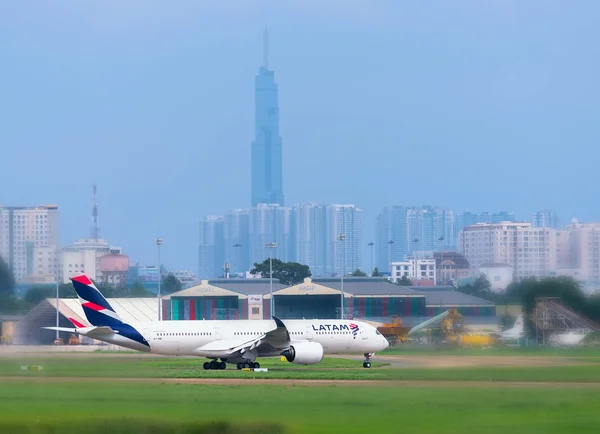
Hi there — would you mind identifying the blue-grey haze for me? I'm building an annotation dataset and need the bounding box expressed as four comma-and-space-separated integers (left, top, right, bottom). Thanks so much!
1, 1, 599, 271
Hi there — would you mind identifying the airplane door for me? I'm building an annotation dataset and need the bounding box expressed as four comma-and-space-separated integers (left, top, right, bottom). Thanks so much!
214, 328, 222, 340
305, 326, 314, 341
361, 330, 368, 340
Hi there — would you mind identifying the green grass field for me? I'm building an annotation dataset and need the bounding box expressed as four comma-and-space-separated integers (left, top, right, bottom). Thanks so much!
381, 344, 600, 357
1, 380, 599, 434
4, 354, 600, 382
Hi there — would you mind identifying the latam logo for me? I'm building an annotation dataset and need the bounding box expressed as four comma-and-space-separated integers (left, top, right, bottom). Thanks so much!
311, 323, 360, 336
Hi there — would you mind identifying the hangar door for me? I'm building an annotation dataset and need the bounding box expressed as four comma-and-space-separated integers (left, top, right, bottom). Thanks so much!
274, 294, 339, 319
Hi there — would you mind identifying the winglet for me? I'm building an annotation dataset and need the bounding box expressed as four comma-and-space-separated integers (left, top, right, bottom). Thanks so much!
272, 316, 286, 328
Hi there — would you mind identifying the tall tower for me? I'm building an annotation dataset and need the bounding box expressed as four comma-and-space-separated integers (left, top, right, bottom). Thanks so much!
251, 27, 284, 207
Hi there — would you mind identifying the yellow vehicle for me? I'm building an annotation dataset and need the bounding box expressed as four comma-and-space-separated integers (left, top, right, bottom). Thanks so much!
447, 334, 495, 347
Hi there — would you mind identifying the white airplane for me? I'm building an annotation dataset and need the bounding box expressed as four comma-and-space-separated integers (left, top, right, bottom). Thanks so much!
495, 314, 525, 340
548, 330, 589, 347
44, 274, 389, 369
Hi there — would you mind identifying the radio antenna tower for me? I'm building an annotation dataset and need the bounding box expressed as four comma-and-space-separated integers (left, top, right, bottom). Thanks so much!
263, 26, 269, 69
92, 184, 99, 241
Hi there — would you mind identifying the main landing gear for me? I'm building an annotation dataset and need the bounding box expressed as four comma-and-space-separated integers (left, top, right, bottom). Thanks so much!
236, 361, 260, 370
203, 360, 226, 370
362, 353, 372, 369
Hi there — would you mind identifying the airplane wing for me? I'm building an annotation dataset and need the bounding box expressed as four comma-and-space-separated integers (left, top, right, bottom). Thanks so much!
192, 316, 291, 359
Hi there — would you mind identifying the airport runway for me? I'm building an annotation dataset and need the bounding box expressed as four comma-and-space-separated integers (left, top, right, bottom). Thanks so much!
3, 376, 600, 388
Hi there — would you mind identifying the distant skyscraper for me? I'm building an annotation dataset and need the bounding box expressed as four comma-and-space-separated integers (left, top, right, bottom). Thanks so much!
248, 203, 291, 266
376, 206, 453, 272
290, 203, 329, 276
532, 210, 559, 229
330, 205, 362, 276
251, 29, 284, 207
407, 207, 454, 252
0, 205, 59, 281
198, 216, 225, 279
376, 206, 409, 273
223, 209, 250, 275
289, 203, 362, 277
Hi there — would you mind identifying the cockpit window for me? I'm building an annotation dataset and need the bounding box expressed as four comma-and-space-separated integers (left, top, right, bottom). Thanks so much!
376, 330, 381, 335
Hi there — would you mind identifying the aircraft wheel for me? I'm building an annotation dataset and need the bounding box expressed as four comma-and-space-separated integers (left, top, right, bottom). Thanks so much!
363, 362, 371, 369
203, 362, 210, 370
219, 362, 226, 370
243, 362, 250, 369
236, 363, 243, 370
254, 362, 260, 369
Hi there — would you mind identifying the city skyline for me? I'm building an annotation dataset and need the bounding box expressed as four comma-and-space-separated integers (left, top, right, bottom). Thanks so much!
2, 2, 599, 271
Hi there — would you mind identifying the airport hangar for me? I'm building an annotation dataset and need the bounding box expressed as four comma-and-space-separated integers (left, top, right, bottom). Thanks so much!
16, 277, 496, 344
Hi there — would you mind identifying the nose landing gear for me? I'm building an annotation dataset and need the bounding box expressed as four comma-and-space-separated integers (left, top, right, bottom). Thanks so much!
362, 353, 372, 369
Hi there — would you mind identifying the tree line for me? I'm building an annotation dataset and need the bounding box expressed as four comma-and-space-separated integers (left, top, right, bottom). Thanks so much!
457, 274, 600, 323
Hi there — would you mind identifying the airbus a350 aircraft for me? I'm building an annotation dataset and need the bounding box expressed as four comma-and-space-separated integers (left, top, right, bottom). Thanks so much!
44, 274, 389, 369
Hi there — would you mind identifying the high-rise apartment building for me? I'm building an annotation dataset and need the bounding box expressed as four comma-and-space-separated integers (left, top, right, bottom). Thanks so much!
198, 216, 225, 279
330, 205, 362, 276
290, 203, 329, 276
375, 206, 409, 273
459, 222, 557, 281
223, 209, 250, 276
555, 219, 600, 285
0, 205, 59, 281
376, 206, 453, 273
532, 210, 559, 229
454, 211, 516, 241
407, 207, 454, 252
248, 203, 291, 266
250, 31, 284, 207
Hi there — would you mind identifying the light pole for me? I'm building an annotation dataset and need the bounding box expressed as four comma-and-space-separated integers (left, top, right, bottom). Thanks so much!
265, 242, 277, 316
412, 238, 419, 282
55, 255, 60, 342
438, 236, 444, 285
368, 242, 374, 276
233, 243, 241, 276
387, 240, 394, 277
338, 234, 346, 319
156, 237, 163, 321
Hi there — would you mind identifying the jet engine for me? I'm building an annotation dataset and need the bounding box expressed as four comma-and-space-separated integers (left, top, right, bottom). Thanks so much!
281, 342, 324, 365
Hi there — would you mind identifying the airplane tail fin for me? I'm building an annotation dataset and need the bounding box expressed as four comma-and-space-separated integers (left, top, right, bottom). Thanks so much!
513, 314, 524, 333
71, 274, 123, 327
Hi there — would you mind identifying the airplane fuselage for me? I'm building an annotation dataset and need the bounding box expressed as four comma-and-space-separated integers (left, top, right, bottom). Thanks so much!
84, 319, 388, 360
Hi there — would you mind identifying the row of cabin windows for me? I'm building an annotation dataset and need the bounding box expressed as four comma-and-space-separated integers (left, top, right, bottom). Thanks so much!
158, 333, 212, 336
316, 331, 353, 335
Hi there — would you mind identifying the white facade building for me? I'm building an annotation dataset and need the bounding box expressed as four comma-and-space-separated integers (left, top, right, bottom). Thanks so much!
61, 238, 123, 283
554, 219, 600, 286
0, 205, 60, 281
459, 222, 557, 281
391, 258, 437, 284
476, 264, 513, 292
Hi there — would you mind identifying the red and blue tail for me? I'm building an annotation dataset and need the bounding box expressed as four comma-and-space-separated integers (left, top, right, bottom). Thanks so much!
71, 274, 123, 327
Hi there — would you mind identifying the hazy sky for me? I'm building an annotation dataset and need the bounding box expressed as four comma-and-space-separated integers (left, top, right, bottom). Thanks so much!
2, 1, 599, 271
